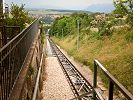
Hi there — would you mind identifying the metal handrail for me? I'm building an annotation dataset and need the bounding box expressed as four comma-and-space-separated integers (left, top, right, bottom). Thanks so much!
93, 59, 133, 100
0, 19, 37, 52
0, 19, 39, 100
32, 50, 44, 100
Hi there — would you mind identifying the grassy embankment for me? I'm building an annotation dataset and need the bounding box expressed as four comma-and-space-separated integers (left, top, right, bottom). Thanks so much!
52, 27, 133, 94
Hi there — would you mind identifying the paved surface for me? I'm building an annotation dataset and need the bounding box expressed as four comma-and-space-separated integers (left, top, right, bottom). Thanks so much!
41, 38, 74, 100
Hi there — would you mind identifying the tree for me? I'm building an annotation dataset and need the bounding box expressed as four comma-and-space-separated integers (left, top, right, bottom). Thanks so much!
10, 3, 29, 30
113, 0, 133, 27
50, 13, 94, 37
2, 3, 34, 39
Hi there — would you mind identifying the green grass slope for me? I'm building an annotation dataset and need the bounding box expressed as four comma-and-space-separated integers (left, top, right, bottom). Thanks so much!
52, 27, 133, 94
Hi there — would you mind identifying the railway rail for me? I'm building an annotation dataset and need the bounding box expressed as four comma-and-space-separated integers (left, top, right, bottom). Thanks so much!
48, 39, 133, 100
48, 38, 101, 100
48, 37, 133, 100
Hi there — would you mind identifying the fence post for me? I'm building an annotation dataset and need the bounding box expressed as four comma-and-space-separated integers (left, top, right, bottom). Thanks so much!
108, 81, 114, 100
62, 28, 63, 39
77, 20, 80, 50
2, 25, 7, 46
93, 61, 97, 100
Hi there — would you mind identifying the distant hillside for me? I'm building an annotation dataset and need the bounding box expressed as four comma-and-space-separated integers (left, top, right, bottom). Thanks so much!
27, 8, 92, 15
86, 4, 115, 13
49, 9, 92, 14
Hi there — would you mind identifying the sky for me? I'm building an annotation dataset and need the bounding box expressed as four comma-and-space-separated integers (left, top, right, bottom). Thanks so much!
5, 0, 114, 12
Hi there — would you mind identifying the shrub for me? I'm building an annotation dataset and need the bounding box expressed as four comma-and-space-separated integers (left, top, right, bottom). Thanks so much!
126, 32, 133, 42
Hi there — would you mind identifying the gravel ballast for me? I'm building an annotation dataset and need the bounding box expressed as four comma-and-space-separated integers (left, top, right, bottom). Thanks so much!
41, 39, 74, 100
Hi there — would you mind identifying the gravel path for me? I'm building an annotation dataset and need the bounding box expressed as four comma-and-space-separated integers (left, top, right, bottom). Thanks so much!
41, 38, 74, 100
46, 39, 53, 56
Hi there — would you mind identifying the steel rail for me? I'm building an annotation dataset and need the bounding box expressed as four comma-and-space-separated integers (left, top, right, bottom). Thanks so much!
48, 38, 96, 100
47, 37, 133, 100
49, 39, 80, 98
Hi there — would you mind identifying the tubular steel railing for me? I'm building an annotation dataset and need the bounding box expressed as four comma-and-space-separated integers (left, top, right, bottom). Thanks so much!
0, 19, 39, 100
93, 60, 133, 100
0, 26, 20, 47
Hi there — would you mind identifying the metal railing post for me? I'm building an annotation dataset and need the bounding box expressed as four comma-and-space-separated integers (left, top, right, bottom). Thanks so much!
2, 25, 7, 46
94, 60, 133, 100
108, 81, 114, 100
93, 61, 97, 100
62, 28, 64, 39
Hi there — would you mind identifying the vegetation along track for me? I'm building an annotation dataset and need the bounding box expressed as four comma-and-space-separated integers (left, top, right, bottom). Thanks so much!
48, 38, 101, 100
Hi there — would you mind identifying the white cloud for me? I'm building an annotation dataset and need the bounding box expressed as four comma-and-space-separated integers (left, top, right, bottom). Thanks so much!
89, 0, 113, 5
5, 0, 113, 10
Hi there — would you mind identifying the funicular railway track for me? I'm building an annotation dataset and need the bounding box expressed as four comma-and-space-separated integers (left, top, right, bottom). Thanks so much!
48, 38, 100, 100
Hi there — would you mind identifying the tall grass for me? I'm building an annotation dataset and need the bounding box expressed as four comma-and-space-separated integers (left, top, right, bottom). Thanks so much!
52, 27, 133, 94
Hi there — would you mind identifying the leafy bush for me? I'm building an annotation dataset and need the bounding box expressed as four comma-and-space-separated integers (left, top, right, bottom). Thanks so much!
40, 32, 45, 44
113, 0, 133, 27
100, 23, 113, 36
126, 31, 133, 42
26, 65, 34, 80
91, 32, 102, 39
